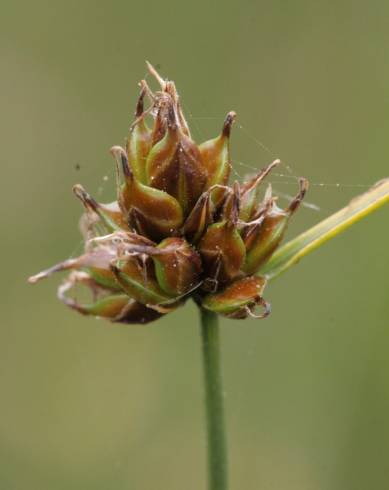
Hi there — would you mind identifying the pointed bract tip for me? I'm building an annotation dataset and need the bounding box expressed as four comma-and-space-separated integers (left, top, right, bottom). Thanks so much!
260, 159, 281, 181
72, 184, 99, 213
246, 297, 271, 319
145, 61, 166, 89
28, 258, 79, 284
222, 111, 237, 137
135, 87, 146, 117
109, 145, 126, 158
72, 183, 86, 198
299, 177, 309, 193
288, 178, 309, 213
110, 146, 132, 178
28, 272, 45, 284
241, 159, 281, 196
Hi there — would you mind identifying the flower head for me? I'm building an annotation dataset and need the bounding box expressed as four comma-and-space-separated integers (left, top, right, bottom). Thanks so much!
29, 64, 309, 324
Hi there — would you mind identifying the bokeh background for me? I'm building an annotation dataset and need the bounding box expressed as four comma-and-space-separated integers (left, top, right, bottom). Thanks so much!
1, 1, 388, 489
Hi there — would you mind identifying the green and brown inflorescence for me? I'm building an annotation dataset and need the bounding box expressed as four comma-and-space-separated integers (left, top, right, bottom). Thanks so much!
29, 63, 309, 324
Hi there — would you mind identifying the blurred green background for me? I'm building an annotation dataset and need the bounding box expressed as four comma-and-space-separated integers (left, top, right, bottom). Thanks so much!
1, 1, 388, 489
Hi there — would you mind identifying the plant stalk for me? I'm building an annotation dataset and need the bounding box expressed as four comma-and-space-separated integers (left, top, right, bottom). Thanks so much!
199, 308, 228, 490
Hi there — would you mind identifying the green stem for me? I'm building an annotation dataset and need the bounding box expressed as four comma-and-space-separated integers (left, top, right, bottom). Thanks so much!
199, 308, 228, 490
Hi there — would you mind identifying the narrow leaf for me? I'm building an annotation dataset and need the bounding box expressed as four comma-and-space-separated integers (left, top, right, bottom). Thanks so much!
260, 178, 389, 280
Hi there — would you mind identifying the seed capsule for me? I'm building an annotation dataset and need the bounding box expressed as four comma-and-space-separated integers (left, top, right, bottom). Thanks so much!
202, 276, 270, 319
152, 238, 202, 296
111, 146, 183, 240
146, 102, 207, 215
110, 256, 173, 305
243, 178, 308, 274
199, 222, 246, 286
117, 300, 165, 324
150, 90, 171, 145
73, 184, 127, 232
219, 181, 241, 222
182, 189, 214, 243
199, 185, 245, 286
145, 63, 191, 142
126, 88, 152, 184
114, 237, 202, 297
199, 112, 236, 204
58, 272, 164, 324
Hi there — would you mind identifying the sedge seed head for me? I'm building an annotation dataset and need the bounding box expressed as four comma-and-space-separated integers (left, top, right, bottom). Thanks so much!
29, 63, 308, 323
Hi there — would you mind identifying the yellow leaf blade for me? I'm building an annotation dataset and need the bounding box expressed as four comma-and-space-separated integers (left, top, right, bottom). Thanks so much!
259, 178, 389, 280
